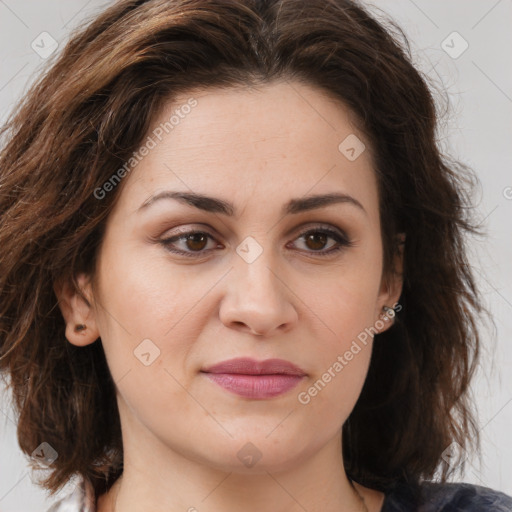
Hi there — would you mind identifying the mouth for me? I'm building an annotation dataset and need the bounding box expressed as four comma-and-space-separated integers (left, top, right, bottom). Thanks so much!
200, 357, 307, 399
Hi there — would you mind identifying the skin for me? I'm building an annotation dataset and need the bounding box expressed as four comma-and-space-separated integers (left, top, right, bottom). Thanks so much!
55, 79, 403, 512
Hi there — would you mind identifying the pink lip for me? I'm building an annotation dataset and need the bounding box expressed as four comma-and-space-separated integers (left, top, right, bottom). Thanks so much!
201, 358, 307, 399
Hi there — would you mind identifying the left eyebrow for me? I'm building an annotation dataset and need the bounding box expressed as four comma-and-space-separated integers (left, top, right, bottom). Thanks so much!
137, 191, 367, 217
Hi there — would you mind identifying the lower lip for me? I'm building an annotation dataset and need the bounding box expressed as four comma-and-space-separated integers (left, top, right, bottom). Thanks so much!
202, 373, 305, 399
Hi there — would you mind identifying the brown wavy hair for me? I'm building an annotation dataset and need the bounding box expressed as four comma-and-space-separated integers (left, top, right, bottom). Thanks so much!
0, 0, 489, 500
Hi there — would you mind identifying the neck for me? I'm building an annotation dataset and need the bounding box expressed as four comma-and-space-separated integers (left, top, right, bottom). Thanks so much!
98, 434, 383, 512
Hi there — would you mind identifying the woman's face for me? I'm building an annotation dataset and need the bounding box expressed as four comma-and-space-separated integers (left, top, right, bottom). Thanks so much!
59, 80, 402, 475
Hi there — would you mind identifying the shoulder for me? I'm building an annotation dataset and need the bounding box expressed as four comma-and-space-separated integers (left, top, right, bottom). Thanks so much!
45, 476, 96, 512
382, 480, 512, 511
420, 482, 512, 511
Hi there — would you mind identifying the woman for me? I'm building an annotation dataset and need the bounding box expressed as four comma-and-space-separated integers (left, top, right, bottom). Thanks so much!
0, 0, 510, 511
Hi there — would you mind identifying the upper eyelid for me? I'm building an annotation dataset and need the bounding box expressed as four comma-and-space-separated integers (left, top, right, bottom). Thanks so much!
161, 223, 348, 241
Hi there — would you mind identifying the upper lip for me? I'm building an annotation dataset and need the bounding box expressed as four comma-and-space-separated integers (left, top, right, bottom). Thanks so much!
201, 357, 307, 376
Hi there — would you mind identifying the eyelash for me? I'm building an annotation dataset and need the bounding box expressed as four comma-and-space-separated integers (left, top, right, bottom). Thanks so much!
158, 225, 354, 258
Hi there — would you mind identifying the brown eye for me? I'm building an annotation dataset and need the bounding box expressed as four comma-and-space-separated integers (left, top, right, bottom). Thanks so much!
160, 230, 218, 256
183, 232, 209, 251
304, 232, 329, 251
290, 227, 352, 256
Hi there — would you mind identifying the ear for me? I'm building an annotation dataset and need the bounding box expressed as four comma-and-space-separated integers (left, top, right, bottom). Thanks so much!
374, 233, 405, 334
53, 273, 100, 346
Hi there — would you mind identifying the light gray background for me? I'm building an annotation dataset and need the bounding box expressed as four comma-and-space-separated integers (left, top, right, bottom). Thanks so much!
0, 1, 511, 510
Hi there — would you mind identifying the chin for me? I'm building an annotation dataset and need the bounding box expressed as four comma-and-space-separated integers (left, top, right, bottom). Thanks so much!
190, 434, 317, 475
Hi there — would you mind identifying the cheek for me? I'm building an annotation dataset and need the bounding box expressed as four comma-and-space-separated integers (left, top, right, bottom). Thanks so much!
290, 263, 381, 414
96, 235, 210, 334
296, 353, 371, 440
296, 262, 382, 349
93, 258, 201, 433
296, 299, 375, 427
93, 239, 210, 388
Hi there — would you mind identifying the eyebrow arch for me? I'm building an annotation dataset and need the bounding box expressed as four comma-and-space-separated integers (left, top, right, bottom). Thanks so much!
137, 191, 367, 217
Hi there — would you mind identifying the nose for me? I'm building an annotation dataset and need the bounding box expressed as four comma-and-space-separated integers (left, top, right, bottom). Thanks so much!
218, 249, 298, 337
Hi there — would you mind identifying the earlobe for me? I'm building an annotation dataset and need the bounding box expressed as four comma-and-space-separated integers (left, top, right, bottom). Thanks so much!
53, 273, 100, 347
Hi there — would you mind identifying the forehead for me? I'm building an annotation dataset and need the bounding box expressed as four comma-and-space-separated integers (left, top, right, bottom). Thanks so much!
116, 80, 379, 224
